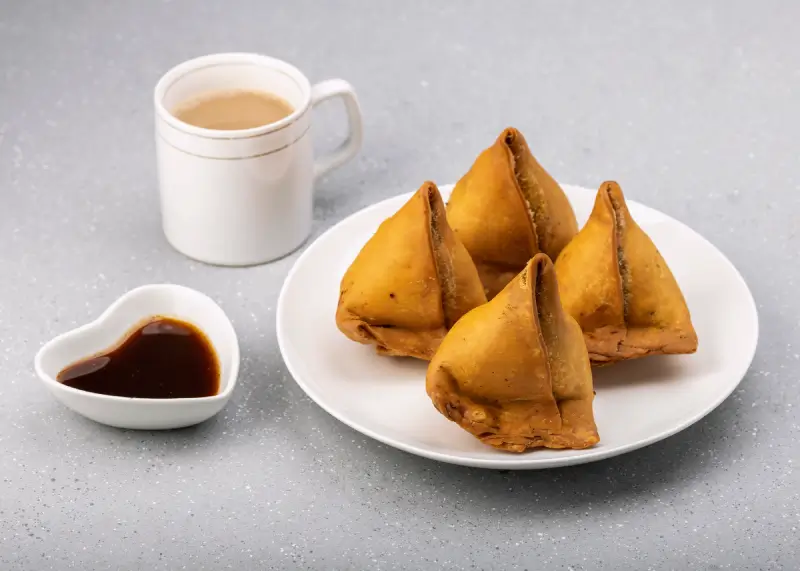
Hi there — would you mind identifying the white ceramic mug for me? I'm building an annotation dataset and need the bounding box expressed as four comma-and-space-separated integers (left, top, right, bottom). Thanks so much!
154, 53, 363, 266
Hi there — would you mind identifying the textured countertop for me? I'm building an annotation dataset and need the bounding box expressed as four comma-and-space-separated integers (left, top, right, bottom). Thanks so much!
2, 1, 798, 569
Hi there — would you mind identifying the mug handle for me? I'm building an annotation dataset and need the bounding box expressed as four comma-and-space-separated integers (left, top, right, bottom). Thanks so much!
310, 79, 364, 180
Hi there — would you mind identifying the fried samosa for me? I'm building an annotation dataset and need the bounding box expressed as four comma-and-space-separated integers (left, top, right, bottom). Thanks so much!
554, 181, 698, 365
426, 254, 599, 452
336, 181, 487, 360
446, 127, 578, 299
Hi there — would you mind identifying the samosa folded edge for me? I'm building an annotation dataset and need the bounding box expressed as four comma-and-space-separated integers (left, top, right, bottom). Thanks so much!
446, 127, 578, 299
336, 181, 487, 360
555, 181, 698, 364
426, 253, 599, 452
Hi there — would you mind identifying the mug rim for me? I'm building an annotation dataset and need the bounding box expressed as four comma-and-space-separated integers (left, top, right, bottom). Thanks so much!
153, 52, 312, 140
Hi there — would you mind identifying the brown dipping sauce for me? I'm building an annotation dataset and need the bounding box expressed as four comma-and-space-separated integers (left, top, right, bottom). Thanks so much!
57, 317, 220, 399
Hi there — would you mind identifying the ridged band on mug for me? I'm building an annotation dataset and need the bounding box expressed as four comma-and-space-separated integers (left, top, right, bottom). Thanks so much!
156, 110, 311, 160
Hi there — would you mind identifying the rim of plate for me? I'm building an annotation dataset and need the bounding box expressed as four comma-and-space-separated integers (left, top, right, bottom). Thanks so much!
276, 184, 759, 469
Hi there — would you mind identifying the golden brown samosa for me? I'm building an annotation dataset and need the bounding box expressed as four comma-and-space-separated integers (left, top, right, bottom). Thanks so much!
446, 127, 578, 299
336, 181, 487, 360
426, 254, 599, 452
554, 181, 698, 365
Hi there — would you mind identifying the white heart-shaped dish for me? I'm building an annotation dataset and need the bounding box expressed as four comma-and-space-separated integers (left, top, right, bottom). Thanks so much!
34, 284, 240, 430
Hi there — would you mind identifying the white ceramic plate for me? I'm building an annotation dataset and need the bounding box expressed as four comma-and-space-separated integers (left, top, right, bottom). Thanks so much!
277, 184, 758, 469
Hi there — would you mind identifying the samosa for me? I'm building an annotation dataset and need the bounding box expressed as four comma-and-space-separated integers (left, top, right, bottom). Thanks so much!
554, 181, 698, 365
336, 181, 487, 360
426, 254, 599, 452
446, 127, 578, 299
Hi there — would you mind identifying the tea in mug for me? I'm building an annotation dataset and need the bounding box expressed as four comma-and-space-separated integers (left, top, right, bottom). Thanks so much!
172, 89, 294, 130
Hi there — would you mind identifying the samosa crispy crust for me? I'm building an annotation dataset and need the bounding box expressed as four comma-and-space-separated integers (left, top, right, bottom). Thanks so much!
336, 181, 487, 360
446, 127, 578, 299
554, 181, 698, 365
426, 254, 599, 452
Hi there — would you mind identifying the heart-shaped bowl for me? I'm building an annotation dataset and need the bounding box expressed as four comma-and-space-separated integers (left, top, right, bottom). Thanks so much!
34, 284, 240, 430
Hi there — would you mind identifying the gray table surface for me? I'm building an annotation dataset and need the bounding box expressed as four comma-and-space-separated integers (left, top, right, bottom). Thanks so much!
2, 0, 798, 569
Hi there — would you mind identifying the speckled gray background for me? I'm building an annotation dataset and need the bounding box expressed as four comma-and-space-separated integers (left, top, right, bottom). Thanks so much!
1, 0, 798, 569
